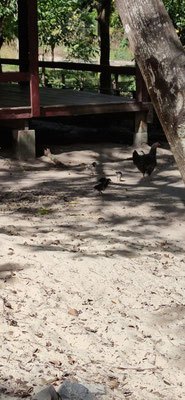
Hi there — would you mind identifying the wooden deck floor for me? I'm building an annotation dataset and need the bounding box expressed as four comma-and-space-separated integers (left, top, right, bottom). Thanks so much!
0, 83, 151, 120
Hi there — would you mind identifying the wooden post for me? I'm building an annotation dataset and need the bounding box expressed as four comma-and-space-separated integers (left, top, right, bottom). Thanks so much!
13, 128, 36, 160
134, 112, 148, 146
135, 63, 148, 103
97, 0, 111, 94
113, 73, 120, 96
134, 63, 149, 145
27, 0, 40, 117
116, 0, 185, 183
18, 0, 29, 77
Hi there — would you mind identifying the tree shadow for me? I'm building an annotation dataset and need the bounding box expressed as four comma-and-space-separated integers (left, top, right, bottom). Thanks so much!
0, 142, 184, 261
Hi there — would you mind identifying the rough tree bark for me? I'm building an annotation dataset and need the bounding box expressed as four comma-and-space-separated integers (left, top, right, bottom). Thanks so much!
116, 0, 185, 183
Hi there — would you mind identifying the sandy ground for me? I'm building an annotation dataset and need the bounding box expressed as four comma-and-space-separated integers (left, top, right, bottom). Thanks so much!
0, 142, 185, 400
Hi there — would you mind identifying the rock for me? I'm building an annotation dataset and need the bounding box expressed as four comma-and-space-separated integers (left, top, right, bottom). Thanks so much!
33, 385, 59, 400
57, 381, 94, 400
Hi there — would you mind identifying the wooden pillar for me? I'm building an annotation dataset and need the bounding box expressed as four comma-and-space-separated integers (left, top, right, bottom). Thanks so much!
134, 63, 149, 145
135, 62, 148, 103
98, 0, 111, 94
27, 0, 40, 117
18, 0, 29, 76
12, 127, 36, 160
134, 112, 148, 146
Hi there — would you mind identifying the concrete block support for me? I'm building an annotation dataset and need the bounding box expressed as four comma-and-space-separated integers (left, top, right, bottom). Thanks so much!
12, 129, 36, 159
134, 111, 148, 146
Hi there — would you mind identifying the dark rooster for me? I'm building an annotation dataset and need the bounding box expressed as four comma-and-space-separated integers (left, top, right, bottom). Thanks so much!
94, 177, 111, 194
133, 142, 160, 177
124, 143, 160, 177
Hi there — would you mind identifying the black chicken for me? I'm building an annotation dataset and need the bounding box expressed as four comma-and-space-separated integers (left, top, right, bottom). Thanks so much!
133, 142, 160, 177
124, 142, 160, 177
94, 177, 111, 194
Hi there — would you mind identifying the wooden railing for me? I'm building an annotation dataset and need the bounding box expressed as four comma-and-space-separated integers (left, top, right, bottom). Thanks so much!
0, 58, 135, 75
0, 58, 149, 116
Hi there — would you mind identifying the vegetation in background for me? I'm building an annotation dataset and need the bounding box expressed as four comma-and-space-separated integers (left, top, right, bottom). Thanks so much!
0, 0, 184, 90
0, 0, 17, 49
38, 0, 98, 61
0, 0, 184, 55
163, 0, 185, 45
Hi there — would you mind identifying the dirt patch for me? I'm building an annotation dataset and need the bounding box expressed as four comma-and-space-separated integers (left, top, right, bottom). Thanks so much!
0, 142, 185, 399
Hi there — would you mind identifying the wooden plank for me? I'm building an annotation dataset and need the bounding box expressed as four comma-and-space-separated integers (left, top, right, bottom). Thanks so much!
28, 0, 40, 117
40, 101, 151, 117
38, 61, 136, 75
0, 83, 151, 120
0, 72, 29, 82
0, 58, 19, 65
0, 107, 31, 119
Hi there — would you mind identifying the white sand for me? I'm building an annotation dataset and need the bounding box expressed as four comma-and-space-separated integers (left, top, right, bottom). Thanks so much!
0, 143, 185, 399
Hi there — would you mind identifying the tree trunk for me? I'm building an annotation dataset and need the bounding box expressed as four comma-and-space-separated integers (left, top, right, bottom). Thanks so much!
116, 0, 185, 183
97, 0, 111, 94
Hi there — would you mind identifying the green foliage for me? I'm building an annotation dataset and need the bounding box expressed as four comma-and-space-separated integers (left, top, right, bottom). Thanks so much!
39, 68, 135, 97
38, 0, 98, 60
110, 35, 133, 61
40, 69, 99, 91
0, 0, 17, 48
163, 0, 185, 45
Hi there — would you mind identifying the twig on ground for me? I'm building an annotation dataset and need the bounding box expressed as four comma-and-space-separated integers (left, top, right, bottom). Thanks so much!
44, 148, 66, 168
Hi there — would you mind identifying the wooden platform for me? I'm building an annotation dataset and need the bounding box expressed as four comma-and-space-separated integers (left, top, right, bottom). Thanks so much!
0, 83, 151, 120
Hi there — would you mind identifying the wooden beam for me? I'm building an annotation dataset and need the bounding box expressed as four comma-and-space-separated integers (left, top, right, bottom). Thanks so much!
0, 59, 19, 65
0, 72, 30, 82
38, 61, 136, 75
40, 101, 151, 117
0, 58, 136, 75
0, 107, 31, 119
27, 0, 40, 117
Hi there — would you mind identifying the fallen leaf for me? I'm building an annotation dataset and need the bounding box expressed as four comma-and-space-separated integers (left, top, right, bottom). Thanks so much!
33, 348, 39, 354
68, 308, 79, 317
49, 360, 62, 366
67, 355, 76, 365
35, 332, 43, 338
163, 379, 171, 385
41, 376, 59, 384
38, 207, 50, 215
108, 377, 120, 389
4, 299, 13, 309
52, 240, 60, 245
9, 320, 18, 326
85, 327, 98, 333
